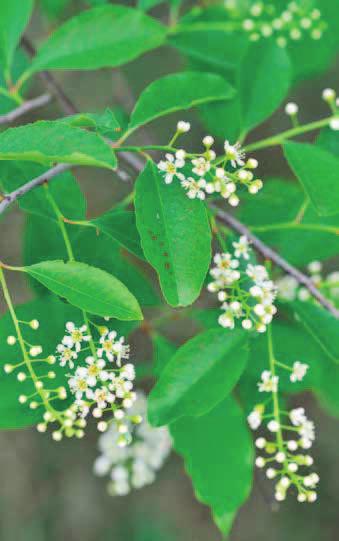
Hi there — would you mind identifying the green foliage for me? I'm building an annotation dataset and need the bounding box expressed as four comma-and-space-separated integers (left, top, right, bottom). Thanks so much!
284, 141, 339, 216
135, 161, 211, 307
92, 210, 145, 260
0, 296, 81, 429
29, 5, 166, 72
170, 396, 254, 535
0, 121, 117, 169
0, 0, 33, 75
127, 71, 235, 134
23, 260, 143, 320
148, 328, 248, 427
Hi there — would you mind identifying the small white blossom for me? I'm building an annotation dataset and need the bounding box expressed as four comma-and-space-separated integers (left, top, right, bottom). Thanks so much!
290, 361, 309, 383
233, 236, 250, 260
157, 153, 185, 184
224, 140, 245, 167
258, 370, 279, 393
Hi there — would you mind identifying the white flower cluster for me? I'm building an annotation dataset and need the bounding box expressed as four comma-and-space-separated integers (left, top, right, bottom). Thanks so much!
277, 260, 339, 307
208, 236, 277, 333
5, 319, 139, 444
248, 361, 319, 503
94, 392, 171, 496
157, 123, 262, 207
226, 1, 326, 47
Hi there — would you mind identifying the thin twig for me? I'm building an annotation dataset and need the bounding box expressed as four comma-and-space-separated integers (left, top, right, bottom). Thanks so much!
0, 163, 71, 214
0, 93, 52, 125
213, 206, 339, 319
21, 37, 77, 115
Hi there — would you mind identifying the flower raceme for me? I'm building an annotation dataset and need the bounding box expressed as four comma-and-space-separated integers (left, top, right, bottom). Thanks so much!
248, 347, 318, 503
207, 236, 277, 333
157, 123, 263, 207
225, 1, 326, 48
94, 392, 172, 496
4, 318, 139, 446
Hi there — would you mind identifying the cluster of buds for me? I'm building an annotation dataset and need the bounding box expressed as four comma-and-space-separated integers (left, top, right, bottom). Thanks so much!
157, 122, 262, 207
277, 260, 339, 307
285, 88, 339, 130
94, 392, 172, 496
208, 236, 277, 333
5, 319, 139, 445
226, 1, 327, 47
248, 360, 319, 503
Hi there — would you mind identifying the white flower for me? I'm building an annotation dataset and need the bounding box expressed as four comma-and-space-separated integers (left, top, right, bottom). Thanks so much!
224, 140, 245, 167
177, 120, 190, 133
63, 322, 90, 352
98, 331, 130, 366
85, 356, 107, 386
93, 387, 115, 409
57, 343, 78, 368
191, 157, 211, 177
248, 410, 262, 430
233, 236, 250, 260
181, 177, 206, 200
203, 135, 214, 146
290, 407, 307, 426
330, 118, 339, 131
68, 367, 93, 401
285, 102, 299, 116
246, 264, 268, 285
307, 260, 322, 274
276, 275, 298, 301
258, 370, 279, 393
322, 88, 336, 102
157, 153, 185, 184
290, 361, 309, 383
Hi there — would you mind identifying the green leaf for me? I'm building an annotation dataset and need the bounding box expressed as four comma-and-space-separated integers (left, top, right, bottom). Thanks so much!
30, 5, 166, 73
148, 328, 248, 427
92, 210, 144, 260
0, 0, 34, 74
239, 40, 291, 135
291, 301, 339, 365
0, 161, 86, 221
0, 49, 31, 114
135, 161, 211, 307
0, 121, 117, 169
170, 396, 253, 532
58, 108, 121, 137
284, 141, 339, 217
0, 296, 82, 429
23, 260, 143, 320
152, 333, 176, 377
128, 71, 235, 134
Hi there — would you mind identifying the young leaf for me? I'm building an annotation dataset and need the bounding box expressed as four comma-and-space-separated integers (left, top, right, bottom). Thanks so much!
239, 40, 291, 135
29, 5, 166, 73
0, 0, 34, 74
128, 71, 235, 134
0, 296, 82, 429
135, 161, 211, 307
284, 141, 339, 216
291, 301, 339, 364
170, 396, 254, 534
0, 121, 117, 169
148, 328, 248, 427
92, 210, 145, 260
23, 260, 143, 320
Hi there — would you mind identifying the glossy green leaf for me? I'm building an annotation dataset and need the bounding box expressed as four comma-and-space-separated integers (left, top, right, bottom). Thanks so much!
30, 5, 166, 72
152, 333, 176, 377
0, 0, 33, 73
0, 296, 82, 429
0, 121, 117, 169
135, 161, 211, 307
240, 40, 291, 134
92, 210, 144, 260
284, 141, 339, 216
58, 108, 121, 137
23, 260, 143, 320
170, 396, 253, 532
148, 328, 248, 427
237, 179, 339, 266
291, 301, 339, 364
128, 71, 235, 134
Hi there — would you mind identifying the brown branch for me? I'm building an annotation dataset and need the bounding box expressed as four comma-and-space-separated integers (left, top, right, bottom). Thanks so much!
0, 164, 71, 214
0, 93, 52, 125
213, 206, 339, 319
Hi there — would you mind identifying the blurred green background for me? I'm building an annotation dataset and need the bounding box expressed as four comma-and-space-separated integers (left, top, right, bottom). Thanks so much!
0, 1, 339, 540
